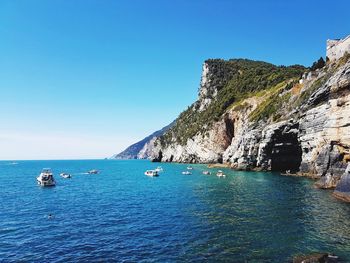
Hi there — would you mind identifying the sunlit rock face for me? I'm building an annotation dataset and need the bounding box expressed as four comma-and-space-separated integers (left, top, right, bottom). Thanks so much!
196, 60, 238, 111
151, 59, 350, 173
150, 115, 235, 164
106, 39, 350, 201
148, 57, 350, 201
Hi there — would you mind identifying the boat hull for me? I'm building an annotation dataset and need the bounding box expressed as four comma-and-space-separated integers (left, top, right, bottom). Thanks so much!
145, 170, 159, 177
37, 179, 55, 187
145, 172, 159, 177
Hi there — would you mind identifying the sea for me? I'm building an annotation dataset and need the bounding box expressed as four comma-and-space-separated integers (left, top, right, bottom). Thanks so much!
1, 159, 350, 262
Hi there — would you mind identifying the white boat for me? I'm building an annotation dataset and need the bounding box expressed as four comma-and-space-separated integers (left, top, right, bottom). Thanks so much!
216, 170, 226, 177
37, 168, 56, 186
182, 171, 192, 175
202, 171, 211, 175
88, 169, 99, 174
187, 166, 193, 170
155, 166, 163, 172
145, 170, 159, 177
60, 173, 71, 179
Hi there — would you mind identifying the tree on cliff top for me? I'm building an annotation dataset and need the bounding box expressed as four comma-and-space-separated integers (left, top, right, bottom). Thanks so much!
158, 59, 306, 146
310, 57, 325, 71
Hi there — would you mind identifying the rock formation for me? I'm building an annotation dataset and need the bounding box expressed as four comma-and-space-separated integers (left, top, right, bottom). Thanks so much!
333, 163, 350, 202
116, 36, 350, 202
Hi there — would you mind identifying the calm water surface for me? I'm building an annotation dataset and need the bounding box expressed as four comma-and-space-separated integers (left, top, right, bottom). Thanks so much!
1, 159, 350, 262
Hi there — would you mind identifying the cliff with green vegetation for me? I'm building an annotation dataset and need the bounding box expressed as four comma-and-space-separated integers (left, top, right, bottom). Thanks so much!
157, 59, 305, 148
115, 36, 350, 202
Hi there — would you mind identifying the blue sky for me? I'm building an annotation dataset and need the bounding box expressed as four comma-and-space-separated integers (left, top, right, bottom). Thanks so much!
0, 0, 349, 160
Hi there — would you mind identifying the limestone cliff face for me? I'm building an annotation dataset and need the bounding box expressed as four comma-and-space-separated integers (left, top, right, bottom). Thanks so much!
196, 61, 236, 111
114, 44, 350, 201
151, 115, 235, 163
223, 59, 350, 181
222, 60, 350, 174
147, 54, 350, 201
151, 96, 262, 164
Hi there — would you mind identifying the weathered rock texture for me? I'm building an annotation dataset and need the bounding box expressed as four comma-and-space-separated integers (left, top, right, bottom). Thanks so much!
333, 163, 350, 202
151, 55, 350, 201
117, 40, 350, 202
327, 35, 350, 61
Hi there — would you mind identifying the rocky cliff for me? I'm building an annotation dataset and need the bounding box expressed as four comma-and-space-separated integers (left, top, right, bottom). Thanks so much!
150, 59, 307, 164
114, 38, 350, 201
147, 52, 350, 201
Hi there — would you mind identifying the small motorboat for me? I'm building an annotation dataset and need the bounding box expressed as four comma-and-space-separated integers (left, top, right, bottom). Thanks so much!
182, 171, 192, 175
216, 170, 226, 177
145, 170, 159, 177
202, 171, 211, 175
281, 170, 296, 176
187, 166, 193, 170
155, 166, 163, 172
60, 173, 71, 179
37, 168, 56, 186
88, 170, 99, 174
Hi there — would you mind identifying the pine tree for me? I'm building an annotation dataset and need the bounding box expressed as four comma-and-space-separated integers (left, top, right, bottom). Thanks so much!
311, 57, 325, 71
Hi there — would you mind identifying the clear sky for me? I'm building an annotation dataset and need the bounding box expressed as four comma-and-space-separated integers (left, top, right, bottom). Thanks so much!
0, 0, 349, 160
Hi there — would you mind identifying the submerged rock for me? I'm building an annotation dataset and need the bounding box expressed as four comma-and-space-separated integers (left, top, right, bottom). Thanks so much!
292, 253, 338, 263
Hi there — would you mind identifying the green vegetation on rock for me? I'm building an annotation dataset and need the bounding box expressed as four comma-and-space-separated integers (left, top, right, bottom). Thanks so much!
159, 59, 305, 146
310, 57, 325, 71
249, 81, 293, 122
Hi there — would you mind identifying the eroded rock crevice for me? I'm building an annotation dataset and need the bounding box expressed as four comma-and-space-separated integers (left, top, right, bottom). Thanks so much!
224, 117, 235, 144
147, 58, 350, 202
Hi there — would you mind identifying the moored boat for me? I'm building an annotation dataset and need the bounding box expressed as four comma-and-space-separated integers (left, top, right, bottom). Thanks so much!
182, 171, 192, 175
187, 166, 193, 170
202, 171, 211, 175
145, 170, 159, 177
216, 170, 226, 177
280, 170, 297, 176
60, 173, 71, 179
155, 166, 163, 172
37, 168, 56, 186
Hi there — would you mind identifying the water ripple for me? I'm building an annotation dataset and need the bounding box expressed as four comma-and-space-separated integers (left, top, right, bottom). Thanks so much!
0, 160, 350, 262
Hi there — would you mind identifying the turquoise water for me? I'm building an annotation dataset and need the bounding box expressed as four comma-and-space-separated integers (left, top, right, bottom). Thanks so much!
1, 159, 350, 262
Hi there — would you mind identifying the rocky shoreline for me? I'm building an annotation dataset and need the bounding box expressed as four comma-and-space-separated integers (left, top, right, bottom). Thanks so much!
149, 56, 350, 202
115, 37, 350, 203
187, 161, 350, 203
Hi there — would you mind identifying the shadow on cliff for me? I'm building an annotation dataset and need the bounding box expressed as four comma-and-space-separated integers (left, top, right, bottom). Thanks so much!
269, 123, 302, 173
